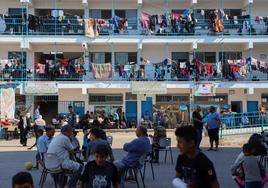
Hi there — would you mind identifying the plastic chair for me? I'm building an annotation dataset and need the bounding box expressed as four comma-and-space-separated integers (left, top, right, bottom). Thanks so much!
40, 153, 76, 188
125, 153, 147, 188
158, 137, 173, 164
142, 152, 155, 180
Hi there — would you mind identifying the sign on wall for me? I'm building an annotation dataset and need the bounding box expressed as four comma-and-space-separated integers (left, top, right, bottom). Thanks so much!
132, 82, 167, 94
24, 82, 58, 95
194, 82, 215, 96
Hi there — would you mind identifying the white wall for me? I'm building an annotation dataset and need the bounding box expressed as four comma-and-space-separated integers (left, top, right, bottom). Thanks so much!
58, 88, 88, 113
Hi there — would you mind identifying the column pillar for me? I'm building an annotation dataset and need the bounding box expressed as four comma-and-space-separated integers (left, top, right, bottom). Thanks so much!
137, 0, 142, 34
111, 44, 115, 76
137, 40, 142, 65
112, 0, 115, 34
82, 0, 89, 19
82, 43, 89, 81
137, 94, 143, 124
165, 43, 169, 80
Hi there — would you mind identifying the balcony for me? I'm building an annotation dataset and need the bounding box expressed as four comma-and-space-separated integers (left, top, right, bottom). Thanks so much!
1, 58, 268, 82
0, 16, 268, 36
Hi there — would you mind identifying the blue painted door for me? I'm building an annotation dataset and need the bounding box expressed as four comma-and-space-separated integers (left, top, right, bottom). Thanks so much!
125, 101, 137, 124
73, 101, 85, 118
247, 101, 258, 112
142, 97, 153, 120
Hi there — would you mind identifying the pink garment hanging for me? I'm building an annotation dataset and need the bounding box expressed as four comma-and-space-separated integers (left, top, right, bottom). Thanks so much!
37, 63, 45, 74
172, 13, 181, 20
140, 12, 151, 30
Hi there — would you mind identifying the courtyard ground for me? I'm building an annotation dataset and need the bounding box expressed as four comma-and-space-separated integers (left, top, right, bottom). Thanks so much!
0, 130, 258, 188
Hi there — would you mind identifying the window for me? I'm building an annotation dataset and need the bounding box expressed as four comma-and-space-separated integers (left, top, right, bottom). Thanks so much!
171, 52, 189, 62
8, 51, 27, 67
194, 95, 228, 104
196, 52, 216, 63
90, 52, 111, 64
156, 95, 189, 103
115, 52, 137, 71
89, 9, 137, 29
115, 10, 126, 18
8, 8, 26, 16
89, 94, 123, 105
126, 93, 137, 100
171, 10, 185, 14
219, 52, 242, 62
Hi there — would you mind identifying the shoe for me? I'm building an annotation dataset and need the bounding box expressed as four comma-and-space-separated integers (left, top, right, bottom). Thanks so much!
214, 148, 219, 151
207, 148, 213, 151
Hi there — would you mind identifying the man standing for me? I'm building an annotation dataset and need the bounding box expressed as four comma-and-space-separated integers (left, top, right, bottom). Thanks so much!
18, 113, 32, 147
68, 105, 77, 128
34, 105, 40, 120
192, 106, 203, 151
46, 124, 83, 187
206, 106, 221, 151
114, 126, 151, 188
173, 126, 220, 188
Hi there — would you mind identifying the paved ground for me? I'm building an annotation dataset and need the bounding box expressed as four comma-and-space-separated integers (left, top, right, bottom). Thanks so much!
0, 131, 253, 188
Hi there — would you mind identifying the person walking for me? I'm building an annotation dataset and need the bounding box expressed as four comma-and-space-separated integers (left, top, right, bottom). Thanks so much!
192, 106, 204, 151
68, 105, 77, 128
18, 113, 32, 147
173, 126, 220, 188
206, 106, 221, 151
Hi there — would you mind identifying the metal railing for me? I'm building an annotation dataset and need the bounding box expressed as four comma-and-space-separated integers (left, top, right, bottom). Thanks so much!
220, 111, 268, 136
0, 65, 268, 82
0, 17, 267, 36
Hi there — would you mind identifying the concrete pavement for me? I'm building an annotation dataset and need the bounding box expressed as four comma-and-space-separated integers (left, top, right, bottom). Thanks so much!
0, 131, 253, 188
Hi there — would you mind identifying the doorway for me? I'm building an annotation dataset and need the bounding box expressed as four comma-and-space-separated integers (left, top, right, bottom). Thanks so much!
231, 101, 243, 113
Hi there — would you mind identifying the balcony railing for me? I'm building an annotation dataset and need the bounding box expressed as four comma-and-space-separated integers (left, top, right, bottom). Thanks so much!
1, 65, 268, 82
0, 17, 268, 36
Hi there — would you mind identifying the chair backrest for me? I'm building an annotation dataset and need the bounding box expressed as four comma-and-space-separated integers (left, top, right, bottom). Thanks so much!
138, 152, 148, 167
44, 153, 62, 169
159, 137, 171, 148
107, 135, 113, 146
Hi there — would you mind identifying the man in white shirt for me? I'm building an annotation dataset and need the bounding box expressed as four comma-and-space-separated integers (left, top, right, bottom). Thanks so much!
47, 124, 83, 187
35, 115, 46, 130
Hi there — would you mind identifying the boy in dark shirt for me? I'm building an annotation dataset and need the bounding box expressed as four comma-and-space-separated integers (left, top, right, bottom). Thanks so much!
80, 144, 119, 188
173, 126, 220, 188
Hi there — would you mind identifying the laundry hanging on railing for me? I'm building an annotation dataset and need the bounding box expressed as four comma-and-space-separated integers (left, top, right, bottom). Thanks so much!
140, 10, 196, 34
91, 63, 112, 79
118, 64, 145, 80
0, 88, 15, 119
209, 9, 224, 32
85, 18, 99, 38
35, 56, 85, 79
0, 58, 26, 80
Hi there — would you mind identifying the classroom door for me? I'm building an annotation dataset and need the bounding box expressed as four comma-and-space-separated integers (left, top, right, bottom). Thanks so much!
125, 101, 137, 124
142, 97, 153, 120
247, 101, 259, 112
73, 101, 85, 118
